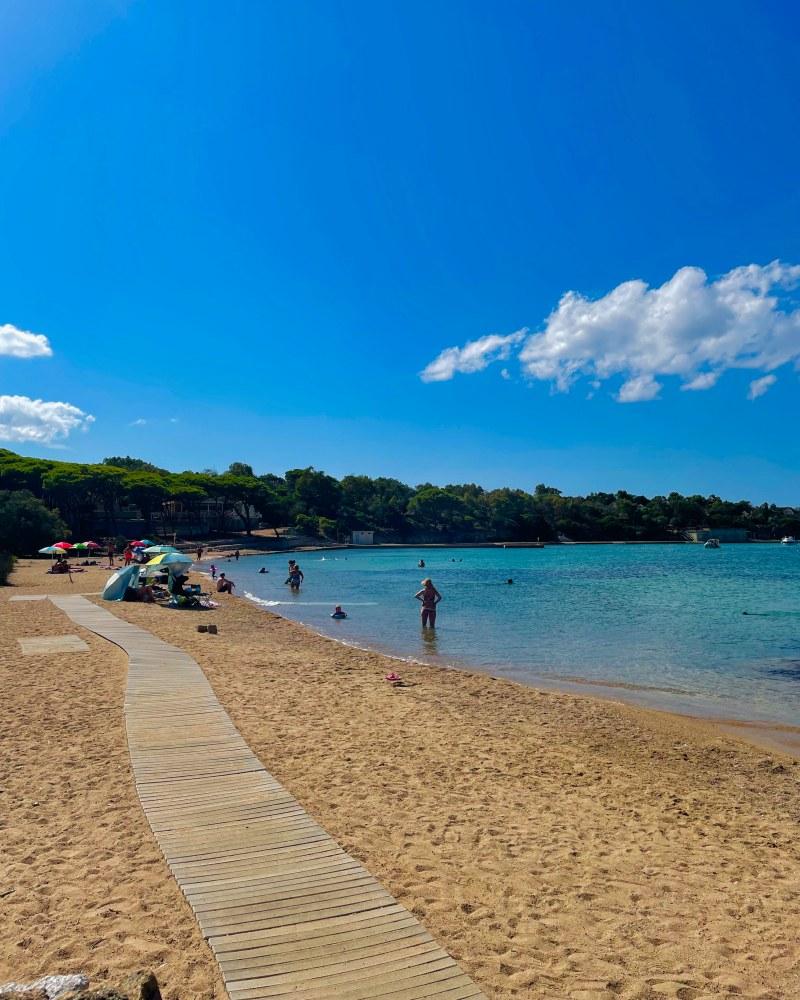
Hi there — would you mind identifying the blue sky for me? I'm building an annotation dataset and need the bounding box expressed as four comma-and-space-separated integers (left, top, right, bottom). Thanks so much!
1, 0, 799, 501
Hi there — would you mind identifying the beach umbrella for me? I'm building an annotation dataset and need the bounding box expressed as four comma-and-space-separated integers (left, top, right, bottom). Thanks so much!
53, 541, 73, 550
139, 538, 155, 546
71, 542, 89, 550
83, 541, 101, 549
145, 552, 192, 567
102, 565, 140, 602
143, 544, 179, 555
39, 545, 63, 555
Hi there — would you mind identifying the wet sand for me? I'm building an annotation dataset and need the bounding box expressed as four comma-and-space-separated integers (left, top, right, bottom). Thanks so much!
2, 558, 800, 999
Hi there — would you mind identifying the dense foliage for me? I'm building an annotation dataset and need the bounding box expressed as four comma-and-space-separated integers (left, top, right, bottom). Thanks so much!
0, 449, 797, 547
0, 488, 68, 573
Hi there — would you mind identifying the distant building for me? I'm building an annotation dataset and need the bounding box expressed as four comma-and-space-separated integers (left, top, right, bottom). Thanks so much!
350, 530, 375, 545
686, 528, 749, 543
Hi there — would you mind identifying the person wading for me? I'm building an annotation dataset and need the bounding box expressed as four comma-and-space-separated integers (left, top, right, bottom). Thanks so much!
415, 578, 442, 628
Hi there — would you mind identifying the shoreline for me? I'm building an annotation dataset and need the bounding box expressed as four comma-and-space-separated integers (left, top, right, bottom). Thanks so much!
234, 577, 800, 761
5, 559, 800, 998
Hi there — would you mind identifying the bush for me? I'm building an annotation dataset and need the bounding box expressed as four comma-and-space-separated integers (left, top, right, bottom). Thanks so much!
0, 490, 67, 555
0, 552, 15, 585
294, 514, 319, 537
318, 517, 337, 539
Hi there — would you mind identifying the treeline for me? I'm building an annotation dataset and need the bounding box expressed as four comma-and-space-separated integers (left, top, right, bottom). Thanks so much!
0, 448, 798, 548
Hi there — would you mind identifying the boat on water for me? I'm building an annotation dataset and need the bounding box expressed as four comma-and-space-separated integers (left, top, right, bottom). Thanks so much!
704, 538, 721, 549
781, 536, 798, 545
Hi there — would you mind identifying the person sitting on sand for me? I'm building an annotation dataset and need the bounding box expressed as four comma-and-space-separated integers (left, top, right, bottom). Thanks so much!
123, 582, 155, 603
216, 573, 235, 594
415, 578, 442, 628
168, 573, 189, 597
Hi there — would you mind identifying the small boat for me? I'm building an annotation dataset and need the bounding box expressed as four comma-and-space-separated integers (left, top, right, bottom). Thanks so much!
781, 536, 798, 545
704, 538, 721, 549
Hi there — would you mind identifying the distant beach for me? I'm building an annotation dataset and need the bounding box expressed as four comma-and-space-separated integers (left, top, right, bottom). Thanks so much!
3, 558, 800, 998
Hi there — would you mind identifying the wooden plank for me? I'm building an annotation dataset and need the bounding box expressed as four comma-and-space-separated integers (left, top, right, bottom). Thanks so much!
48, 595, 486, 1000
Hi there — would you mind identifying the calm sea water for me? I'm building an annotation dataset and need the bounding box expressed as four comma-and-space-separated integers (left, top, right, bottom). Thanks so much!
229, 545, 800, 727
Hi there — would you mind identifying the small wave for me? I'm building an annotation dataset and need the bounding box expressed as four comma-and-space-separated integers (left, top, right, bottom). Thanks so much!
244, 592, 377, 608
244, 593, 282, 607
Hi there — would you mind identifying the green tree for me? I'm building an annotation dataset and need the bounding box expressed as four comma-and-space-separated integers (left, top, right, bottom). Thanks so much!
122, 471, 171, 528
103, 456, 165, 473
227, 461, 255, 477
0, 490, 67, 557
286, 468, 342, 520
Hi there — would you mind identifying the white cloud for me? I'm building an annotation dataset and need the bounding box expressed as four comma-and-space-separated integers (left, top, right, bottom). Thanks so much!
420, 329, 527, 382
681, 371, 719, 391
130, 418, 147, 426
421, 261, 800, 401
0, 395, 95, 445
616, 373, 661, 403
500, 368, 511, 380
747, 374, 777, 400
0, 323, 52, 358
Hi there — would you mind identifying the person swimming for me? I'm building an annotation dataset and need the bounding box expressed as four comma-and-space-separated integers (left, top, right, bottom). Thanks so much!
418, 559, 425, 568
258, 567, 268, 573
330, 605, 347, 619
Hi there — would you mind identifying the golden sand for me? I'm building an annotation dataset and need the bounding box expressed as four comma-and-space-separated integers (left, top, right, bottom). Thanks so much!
2, 558, 800, 999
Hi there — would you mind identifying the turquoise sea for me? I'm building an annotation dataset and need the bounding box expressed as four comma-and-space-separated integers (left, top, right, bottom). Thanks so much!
232, 544, 800, 727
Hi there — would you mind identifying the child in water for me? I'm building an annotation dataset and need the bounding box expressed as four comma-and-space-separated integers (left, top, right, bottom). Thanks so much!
330, 605, 347, 619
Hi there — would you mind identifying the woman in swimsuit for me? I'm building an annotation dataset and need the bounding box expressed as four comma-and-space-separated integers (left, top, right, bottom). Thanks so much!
415, 578, 442, 628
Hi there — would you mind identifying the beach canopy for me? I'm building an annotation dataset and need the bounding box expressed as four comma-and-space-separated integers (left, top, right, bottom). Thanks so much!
102, 564, 140, 601
143, 544, 179, 555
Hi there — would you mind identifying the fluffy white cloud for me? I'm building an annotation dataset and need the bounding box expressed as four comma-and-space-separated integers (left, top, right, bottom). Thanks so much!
616, 373, 661, 403
0, 323, 52, 358
0, 395, 95, 445
421, 261, 800, 401
420, 329, 527, 382
747, 374, 777, 400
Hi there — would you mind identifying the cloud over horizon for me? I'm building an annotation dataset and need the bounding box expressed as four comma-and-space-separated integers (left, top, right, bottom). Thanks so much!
0, 395, 95, 445
421, 261, 800, 401
0, 323, 53, 358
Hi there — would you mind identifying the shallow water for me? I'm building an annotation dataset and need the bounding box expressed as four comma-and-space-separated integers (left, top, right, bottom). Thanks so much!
231, 544, 800, 727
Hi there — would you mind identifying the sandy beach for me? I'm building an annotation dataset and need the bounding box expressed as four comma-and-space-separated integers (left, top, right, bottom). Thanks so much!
2, 559, 800, 999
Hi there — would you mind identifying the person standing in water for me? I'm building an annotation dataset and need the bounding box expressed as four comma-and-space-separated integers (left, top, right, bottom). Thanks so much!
415, 578, 442, 628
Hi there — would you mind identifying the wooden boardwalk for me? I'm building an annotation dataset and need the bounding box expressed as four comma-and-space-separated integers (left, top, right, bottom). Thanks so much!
49, 596, 486, 1000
